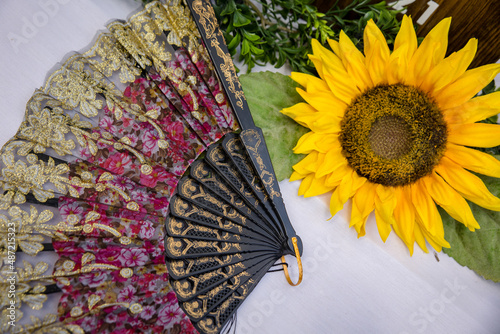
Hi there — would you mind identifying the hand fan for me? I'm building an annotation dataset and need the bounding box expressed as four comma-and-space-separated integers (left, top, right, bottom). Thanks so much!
0, 1, 302, 333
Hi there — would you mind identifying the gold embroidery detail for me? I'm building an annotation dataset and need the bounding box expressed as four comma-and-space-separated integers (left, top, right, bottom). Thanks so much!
120, 268, 133, 278
0, 205, 70, 256
70, 306, 83, 317
43, 56, 120, 118
88, 294, 101, 310
215, 93, 224, 104
129, 303, 142, 314
192, 0, 246, 109
1, 314, 84, 334
119, 236, 132, 245
84, 33, 142, 84
241, 129, 280, 199
152, 0, 200, 49
126, 202, 140, 211
63, 260, 75, 271
0, 149, 71, 205
141, 164, 153, 175
0, 260, 51, 311
0, 1, 231, 332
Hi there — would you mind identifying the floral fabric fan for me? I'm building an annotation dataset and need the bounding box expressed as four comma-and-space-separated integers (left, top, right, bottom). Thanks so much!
0, 1, 302, 333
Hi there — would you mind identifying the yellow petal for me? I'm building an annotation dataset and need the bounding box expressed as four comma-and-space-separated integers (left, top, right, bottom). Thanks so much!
325, 164, 351, 188
293, 132, 315, 154
364, 19, 390, 85
295, 88, 346, 117
290, 170, 306, 182
316, 146, 347, 178
312, 38, 337, 62
374, 210, 392, 242
388, 16, 417, 84
351, 181, 377, 237
290, 72, 330, 93
406, 17, 451, 86
312, 41, 361, 105
329, 170, 366, 216
281, 102, 316, 120
435, 157, 500, 211
351, 181, 377, 221
435, 63, 500, 110
322, 71, 360, 105
298, 174, 314, 196
444, 91, 500, 124
420, 225, 450, 252
413, 222, 429, 253
327, 38, 341, 57
423, 172, 480, 230
312, 39, 347, 78
309, 54, 326, 79
445, 143, 500, 178
281, 103, 343, 134
374, 184, 396, 242
448, 123, 500, 148
393, 15, 417, 58
421, 38, 477, 95
411, 180, 440, 236
410, 180, 450, 251
392, 186, 416, 254
300, 174, 334, 197
387, 44, 411, 85
304, 178, 334, 197
294, 132, 339, 154
292, 151, 320, 174
338, 30, 373, 91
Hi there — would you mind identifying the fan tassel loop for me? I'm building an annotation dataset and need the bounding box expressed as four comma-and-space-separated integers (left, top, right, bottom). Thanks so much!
281, 237, 303, 286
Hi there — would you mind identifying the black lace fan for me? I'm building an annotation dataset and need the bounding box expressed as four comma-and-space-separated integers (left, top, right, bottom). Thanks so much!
0, 1, 302, 333
164, 2, 303, 333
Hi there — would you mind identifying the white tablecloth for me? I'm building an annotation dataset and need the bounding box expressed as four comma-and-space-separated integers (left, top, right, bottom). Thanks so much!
0, 1, 499, 333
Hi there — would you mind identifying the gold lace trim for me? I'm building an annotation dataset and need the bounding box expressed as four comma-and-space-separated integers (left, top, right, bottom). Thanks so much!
0, 0, 231, 332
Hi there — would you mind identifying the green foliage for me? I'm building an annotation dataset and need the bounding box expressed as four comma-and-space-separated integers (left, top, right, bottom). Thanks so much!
139, 0, 403, 73
441, 167, 500, 282
213, 0, 402, 73
239, 72, 308, 181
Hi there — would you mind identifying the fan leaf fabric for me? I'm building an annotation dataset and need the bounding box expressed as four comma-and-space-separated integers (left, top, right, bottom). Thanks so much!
240, 71, 308, 181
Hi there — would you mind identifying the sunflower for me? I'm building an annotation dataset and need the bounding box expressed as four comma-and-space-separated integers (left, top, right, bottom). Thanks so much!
281, 16, 500, 254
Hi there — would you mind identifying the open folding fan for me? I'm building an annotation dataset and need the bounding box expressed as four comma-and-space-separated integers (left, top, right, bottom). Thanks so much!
0, 0, 303, 333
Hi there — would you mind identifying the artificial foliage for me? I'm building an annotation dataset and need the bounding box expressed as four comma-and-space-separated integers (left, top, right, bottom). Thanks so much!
139, 0, 403, 73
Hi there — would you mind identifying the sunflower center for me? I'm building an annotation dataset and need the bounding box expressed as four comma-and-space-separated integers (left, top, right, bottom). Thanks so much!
339, 84, 447, 187
368, 115, 412, 160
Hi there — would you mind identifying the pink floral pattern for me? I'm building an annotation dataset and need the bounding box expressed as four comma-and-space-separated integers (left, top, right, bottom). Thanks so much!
53, 197, 196, 333
103, 152, 132, 175
118, 249, 149, 267
4, 5, 246, 333
158, 303, 185, 327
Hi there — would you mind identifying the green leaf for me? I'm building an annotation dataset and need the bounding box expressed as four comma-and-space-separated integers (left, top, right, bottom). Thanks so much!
233, 10, 251, 27
227, 33, 241, 50
242, 30, 260, 42
239, 72, 309, 181
221, 1, 236, 16
249, 44, 264, 55
442, 167, 500, 282
241, 39, 251, 55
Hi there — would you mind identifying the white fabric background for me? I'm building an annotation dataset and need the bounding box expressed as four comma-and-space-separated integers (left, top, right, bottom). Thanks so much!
0, 1, 499, 333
